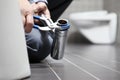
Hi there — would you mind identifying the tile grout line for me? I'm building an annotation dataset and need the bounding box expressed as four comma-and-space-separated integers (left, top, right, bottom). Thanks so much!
46, 61, 62, 80
73, 54, 120, 74
63, 58, 100, 80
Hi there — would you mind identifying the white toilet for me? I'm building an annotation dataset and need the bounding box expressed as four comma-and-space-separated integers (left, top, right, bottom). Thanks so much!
0, 0, 31, 79
69, 10, 117, 44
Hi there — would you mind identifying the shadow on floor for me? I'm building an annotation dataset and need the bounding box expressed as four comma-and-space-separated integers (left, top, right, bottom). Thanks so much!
67, 31, 92, 44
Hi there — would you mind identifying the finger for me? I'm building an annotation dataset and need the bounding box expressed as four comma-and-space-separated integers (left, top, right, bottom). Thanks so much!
31, 3, 39, 14
25, 14, 34, 33
43, 9, 51, 18
37, 4, 51, 18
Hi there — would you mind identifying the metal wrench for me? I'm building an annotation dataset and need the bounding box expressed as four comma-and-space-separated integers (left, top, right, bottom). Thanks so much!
33, 14, 59, 31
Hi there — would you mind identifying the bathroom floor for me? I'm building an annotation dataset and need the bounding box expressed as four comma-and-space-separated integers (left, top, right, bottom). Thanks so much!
28, 44, 120, 80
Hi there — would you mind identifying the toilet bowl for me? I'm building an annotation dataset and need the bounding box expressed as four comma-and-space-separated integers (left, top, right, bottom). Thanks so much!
69, 10, 117, 44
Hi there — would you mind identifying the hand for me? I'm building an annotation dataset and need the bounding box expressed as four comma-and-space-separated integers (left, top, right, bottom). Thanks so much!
19, 0, 34, 33
32, 2, 50, 18
31, 2, 50, 26
37, 2, 50, 18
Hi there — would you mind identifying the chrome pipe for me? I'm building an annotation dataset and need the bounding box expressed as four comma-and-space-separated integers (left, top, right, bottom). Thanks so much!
51, 19, 70, 60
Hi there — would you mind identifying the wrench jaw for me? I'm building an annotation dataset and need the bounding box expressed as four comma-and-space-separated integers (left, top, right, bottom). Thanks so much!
33, 25, 51, 31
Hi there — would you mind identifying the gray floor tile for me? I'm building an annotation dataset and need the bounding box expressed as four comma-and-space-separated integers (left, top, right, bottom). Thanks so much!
30, 61, 59, 80
29, 44, 120, 80
46, 57, 97, 80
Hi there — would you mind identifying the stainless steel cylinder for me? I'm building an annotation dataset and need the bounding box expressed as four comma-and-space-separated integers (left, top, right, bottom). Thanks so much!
51, 19, 70, 60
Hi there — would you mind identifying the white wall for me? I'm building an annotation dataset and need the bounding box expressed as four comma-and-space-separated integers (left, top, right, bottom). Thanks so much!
103, 0, 120, 44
